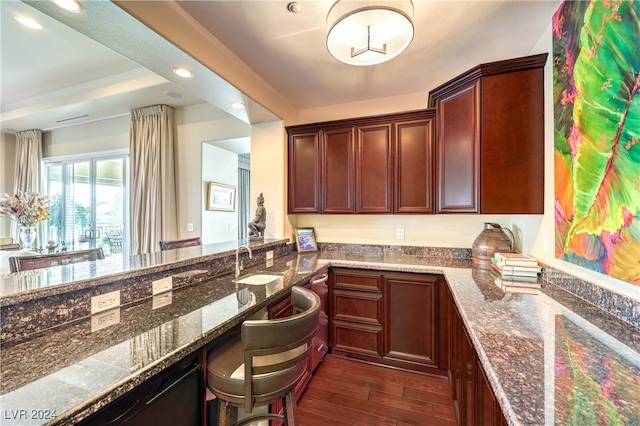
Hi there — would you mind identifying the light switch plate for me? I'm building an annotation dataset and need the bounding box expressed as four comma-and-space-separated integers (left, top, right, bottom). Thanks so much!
91, 290, 121, 314
152, 276, 173, 295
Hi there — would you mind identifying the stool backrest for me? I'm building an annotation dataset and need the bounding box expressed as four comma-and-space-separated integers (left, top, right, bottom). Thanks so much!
241, 286, 320, 412
159, 237, 202, 251
9, 248, 105, 272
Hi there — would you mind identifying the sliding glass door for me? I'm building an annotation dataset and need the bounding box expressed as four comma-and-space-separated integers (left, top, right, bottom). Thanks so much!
45, 153, 128, 257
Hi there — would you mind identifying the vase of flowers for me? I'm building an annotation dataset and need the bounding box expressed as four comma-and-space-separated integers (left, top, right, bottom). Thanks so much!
0, 191, 51, 251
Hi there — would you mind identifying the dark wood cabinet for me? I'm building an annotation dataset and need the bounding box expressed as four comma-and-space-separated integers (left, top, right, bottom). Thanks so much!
394, 116, 435, 213
330, 268, 384, 357
384, 272, 438, 371
287, 132, 320, 214
356, 123, 393, 213
439, 278, 507, 426
429, 53, 547, 214
329, 268, 440, 373
322, 127, 355, 213
286, 109, 435, 214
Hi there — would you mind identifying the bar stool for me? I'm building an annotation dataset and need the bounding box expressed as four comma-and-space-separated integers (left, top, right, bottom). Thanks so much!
206, 286, 321, 426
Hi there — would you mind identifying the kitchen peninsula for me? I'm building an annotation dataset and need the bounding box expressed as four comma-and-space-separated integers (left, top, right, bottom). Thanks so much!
1, 241, 638, 425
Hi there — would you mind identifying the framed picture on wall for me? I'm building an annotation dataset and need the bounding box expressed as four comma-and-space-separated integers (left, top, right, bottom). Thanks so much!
295, 228, 318, 253
207, 182, 236, 211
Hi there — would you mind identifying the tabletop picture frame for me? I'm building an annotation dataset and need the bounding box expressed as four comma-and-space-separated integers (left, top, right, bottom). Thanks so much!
295, 227, 318, 253
207, 182, 236, 211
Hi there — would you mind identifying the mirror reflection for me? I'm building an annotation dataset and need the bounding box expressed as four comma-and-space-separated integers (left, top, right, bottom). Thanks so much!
1, 1, 277, 289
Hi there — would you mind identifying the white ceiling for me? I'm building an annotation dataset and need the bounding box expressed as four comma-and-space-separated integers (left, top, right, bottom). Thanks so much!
1, 0, 563, 135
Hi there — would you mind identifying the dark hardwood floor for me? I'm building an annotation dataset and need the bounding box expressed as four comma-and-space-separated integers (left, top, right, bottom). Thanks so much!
297, 355, 457, 426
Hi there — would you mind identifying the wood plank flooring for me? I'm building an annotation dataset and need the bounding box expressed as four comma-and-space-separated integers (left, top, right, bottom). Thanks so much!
297, 355, 457, 426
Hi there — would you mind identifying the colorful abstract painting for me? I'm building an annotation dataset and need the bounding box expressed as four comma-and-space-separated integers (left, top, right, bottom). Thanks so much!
552, 1, 640, 285
555, 315, 640, 425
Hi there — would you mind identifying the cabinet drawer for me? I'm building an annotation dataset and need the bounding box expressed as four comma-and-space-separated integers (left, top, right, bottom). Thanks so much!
333, 269, 382, 291
333, 289, 382, 323
332, 319, 383, 357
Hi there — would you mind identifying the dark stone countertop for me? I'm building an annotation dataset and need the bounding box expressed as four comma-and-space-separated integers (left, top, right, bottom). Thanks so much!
0, 249, 638, 425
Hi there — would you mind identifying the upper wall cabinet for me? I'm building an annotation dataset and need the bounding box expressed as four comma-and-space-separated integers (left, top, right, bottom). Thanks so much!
428, 53, 548, 214
288, 131, 321, 214
287, 110, 435, 214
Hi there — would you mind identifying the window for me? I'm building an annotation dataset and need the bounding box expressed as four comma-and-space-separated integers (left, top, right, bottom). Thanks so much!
45, 152, 128, 257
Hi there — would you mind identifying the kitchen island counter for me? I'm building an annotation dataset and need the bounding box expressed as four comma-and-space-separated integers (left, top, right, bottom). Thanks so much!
1, 247, 638, 425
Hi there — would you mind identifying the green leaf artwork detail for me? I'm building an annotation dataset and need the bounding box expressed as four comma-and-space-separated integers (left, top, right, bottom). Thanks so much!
569, 0, 640, 239
554, 0, 640, 284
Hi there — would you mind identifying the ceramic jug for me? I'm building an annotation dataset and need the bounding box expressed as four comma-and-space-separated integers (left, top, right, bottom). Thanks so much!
471, 222, 514, 268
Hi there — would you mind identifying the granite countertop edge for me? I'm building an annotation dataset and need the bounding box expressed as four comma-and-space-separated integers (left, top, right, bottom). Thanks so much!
3, 250, 636, 426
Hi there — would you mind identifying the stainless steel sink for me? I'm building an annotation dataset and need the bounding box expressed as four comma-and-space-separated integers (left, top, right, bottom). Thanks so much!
235, 274, 282, 285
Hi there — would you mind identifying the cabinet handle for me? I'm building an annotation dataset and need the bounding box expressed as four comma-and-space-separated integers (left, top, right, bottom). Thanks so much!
146, 363, 200, 405
104, 399, 140, 424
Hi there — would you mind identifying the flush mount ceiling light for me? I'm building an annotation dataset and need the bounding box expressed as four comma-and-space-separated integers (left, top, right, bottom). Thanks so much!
15, 16, 43, 30
51, 0, 82, 13
231, 101, 245, 109
326, 0, 414, 66
173, 67, 193, 78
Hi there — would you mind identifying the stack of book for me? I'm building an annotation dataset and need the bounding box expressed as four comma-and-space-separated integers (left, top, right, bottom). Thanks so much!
491, 252, 543, 294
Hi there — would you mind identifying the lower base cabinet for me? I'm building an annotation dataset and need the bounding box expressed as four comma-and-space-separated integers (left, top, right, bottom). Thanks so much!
440, 279, 508, 426
329, 268, 439, 373
78, 352, 203, 425
328, 267, 507, 426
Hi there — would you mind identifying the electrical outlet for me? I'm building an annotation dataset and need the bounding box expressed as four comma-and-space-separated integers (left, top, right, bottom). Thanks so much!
266, 250, 274, 260
187, 223, 194, 232
152, 276, 173, 295
91, 290, 121, 314
91, 308, 120, 332
396, 228, 405, 240
542, 236, 549, 254
153, 292, 173, 310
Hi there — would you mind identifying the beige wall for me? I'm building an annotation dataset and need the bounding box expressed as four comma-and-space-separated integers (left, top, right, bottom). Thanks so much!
250, 121, 286, 240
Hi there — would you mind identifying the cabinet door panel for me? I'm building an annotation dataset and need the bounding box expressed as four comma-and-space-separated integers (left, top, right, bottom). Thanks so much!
356, 124, 392, 214
395, 118, 434, 213
436, 81, 480, 213
385, 275, 438, 367
288, 132, 320, 213
333, 289, 382, 324
480, 70, 544, 213
333, 269, 382, 291
332, 320, 383, 357
322, 127, 355, 213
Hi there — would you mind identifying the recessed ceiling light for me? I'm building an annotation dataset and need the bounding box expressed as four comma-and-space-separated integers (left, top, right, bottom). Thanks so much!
164, 91, 184, 99
15, 16, 43, 30
51, 0, 82, 13
231, 101, 245, 109
173, 67, 193, 78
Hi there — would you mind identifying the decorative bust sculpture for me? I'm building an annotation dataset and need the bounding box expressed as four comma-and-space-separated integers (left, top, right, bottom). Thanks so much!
248, 193, 266, 237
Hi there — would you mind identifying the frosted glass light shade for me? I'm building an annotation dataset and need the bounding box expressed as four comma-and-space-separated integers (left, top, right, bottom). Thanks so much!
326, 0, 414, 66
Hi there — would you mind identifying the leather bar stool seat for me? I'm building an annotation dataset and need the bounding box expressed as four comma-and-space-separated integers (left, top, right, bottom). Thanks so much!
207, 286, 320, 426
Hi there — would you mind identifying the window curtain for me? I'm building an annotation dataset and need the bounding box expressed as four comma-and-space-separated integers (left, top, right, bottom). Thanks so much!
238, 154, 250, 240
13, 129, 44, 247
129, 105, 177, 254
